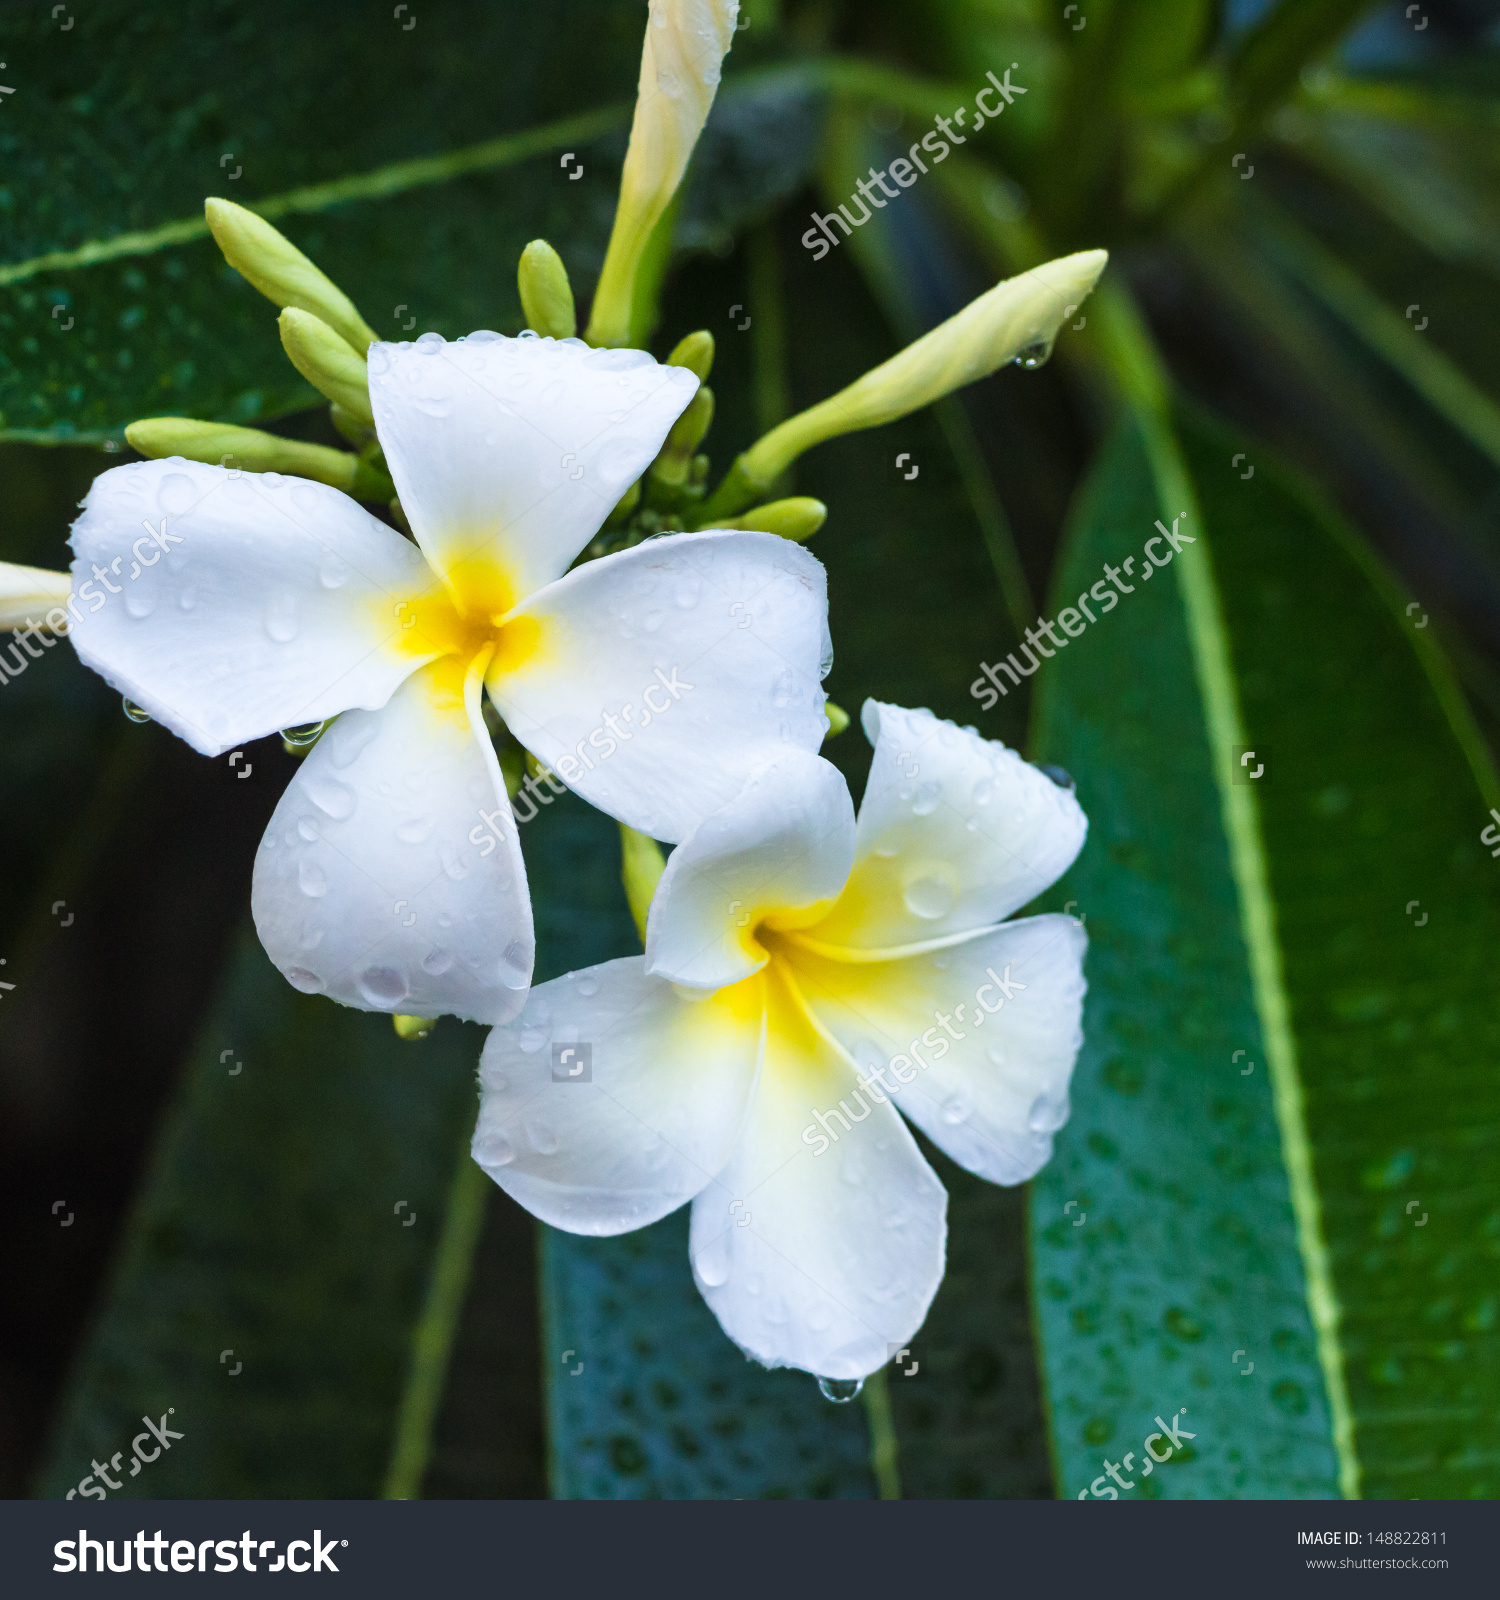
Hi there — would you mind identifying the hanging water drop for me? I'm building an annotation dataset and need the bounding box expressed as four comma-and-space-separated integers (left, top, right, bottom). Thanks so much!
1013, 336, 1055, 370
1038, 763, 1075, 792
281, 720, 327, 752
122, 697, 151, 724
817, 1376, 865, 1404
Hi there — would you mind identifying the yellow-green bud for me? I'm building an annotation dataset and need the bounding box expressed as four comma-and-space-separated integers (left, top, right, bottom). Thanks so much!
125, 418, 393, 500
393, 1014, 438, 1041
279, 308, 375, 427
702, 250, 1109, 520
329, 403, 378, 453
651, 387, 714, 487
518, 240, 577, 340
206, 198, 377, 354
823, 701, 850, 739
1, 560, 71, 630
606, 479, 642, 529
666, 330, 714, 382
619, 822, 666, 946
712, 496, 827, 541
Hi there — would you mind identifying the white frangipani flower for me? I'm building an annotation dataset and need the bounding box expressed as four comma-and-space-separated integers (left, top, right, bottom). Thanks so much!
66, 332, 831, 1024
474, 701, 1087, 1379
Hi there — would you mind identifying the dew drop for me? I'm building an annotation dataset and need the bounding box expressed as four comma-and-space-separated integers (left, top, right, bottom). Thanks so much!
306, 775, 356, 819
284, 966, 323, 993
281, 720, 326, 749
913, 780, 941, 816
124, 587, 155, 618
817, 1376, 864, 1403
319, 555, 350, 590
121, 696, 152, 724
771, 670, 796, 709
576, 973, 601, 997
178, 589, 198, 611
328, 716, 378, 769
264, 593, 299, 643
525, 1119, 559, 1155
942, 1092, 971, 1125
1038, 763, 1075, 792
297, 818, 320, 842
1013, 336, 1055, 370
396, 814, 435, 845
518, 1027, 548, 1054
1028, 1094, 1069, 1132
987, 1043, 1008, 1067
422, 948, 453, 976
485, 1135, 517, 1167
903, 871, 956, 919
973, 776, 994, 805
674, 578, 701, 609
358, 966, 409, 1006
500, 939, 532, 988
159, 472, 197, 513
297, 859, 329, 898
415, 330, 445, 353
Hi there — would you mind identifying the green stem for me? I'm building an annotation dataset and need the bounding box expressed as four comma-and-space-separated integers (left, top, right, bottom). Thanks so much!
746, 223, 790, 441
1091, 281, 1361, 1501
382, 1150, 490, 1499
862, 1369, 902, 1500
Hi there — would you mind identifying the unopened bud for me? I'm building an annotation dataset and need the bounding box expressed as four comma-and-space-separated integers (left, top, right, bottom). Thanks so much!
651, 387, 713, 487
619, 822, 666, 945
393, 1014, 437, 1041
279, 308, 374, 426
1, 560, 71, 630
518, 240, 578, 340
701, 250, 1108, 519
823, 701, 850, 739
666, 330, 714, 382
712, 496, 826, 541
125, 417, 393, 500
206, 198, 376, 354
329, 404, 378, 453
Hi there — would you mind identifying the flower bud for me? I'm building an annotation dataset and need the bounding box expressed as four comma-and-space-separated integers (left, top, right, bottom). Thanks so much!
711, 496, 826, 541
393, 1015, 437, 1041
1, 561, 71, 630
823, 700, 850, 739
666, 329, 715, 381
125, 418, 394, 501
585, 1, 740, 347
518, 239, 578, 339
279, 308, 375, 426
703, 250, 1108, 518
651, 387, 713, 487
620, 823, 667, 944
206, 198, 377, 354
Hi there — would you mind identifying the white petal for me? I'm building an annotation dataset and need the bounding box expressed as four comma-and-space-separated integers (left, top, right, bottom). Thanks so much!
810, 700, 1086, 949
1, 561, 70, 629
645, 751, 854, 990
689, 963, 946, 1380
790, 915, 1087, 1185
367, 333, 698, 605
473, 958, 763, 1235
251, 657, 533, 1024
67, 458, 445, 755
488, 530, 830, 842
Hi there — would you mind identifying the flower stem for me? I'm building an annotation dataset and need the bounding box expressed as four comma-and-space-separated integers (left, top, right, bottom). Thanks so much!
862, 1368, 902, 1500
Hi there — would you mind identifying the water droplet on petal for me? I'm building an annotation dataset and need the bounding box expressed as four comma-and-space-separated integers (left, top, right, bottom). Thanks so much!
284, 965, 323, 993
281, 720, 326, 749
297, 818, 320, 842
265, 593, 299, 643
942, 1092, 971, 1125
124, 587, 155, 618
159, 473, 197, 513
319, 555, 350, 590
1038, 763, 1075, 792
973, 776, 994, 805
523, 1119, 558, 1156
518, 1027, 547, 1053
500, 939, 532, 988
422, 948, 453, 976
305, 775, 356, 819
297, 859, 329, 898
122, 697, 152, 723
1028, 1094, 1069, 1132
358, 966, 409, 1007
987, 1043, 1008, 1067
484, 1135, 516, 1167
903, 871, 957, 919
913, 780, 941, 816
694, 1231, 731, 1287
817, 1376, 864, 1403
576, 973, 601, 997
396, 814, 435, 845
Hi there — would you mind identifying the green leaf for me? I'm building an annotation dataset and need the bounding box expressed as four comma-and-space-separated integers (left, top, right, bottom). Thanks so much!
0, 0, 823, 440
1030, 399, 1500, 1498
38, 926, 487, 1498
